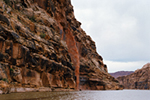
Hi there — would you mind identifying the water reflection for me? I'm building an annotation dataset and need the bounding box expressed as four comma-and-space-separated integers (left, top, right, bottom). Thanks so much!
0, 90, 150, 100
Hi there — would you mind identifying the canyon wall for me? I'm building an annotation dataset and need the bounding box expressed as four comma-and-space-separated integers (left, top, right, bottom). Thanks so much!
0, 0, 122, 94
117, 63, 150, 89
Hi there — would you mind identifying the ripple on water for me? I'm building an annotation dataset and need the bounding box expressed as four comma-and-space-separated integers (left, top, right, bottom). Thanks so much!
0, 90, 150, 100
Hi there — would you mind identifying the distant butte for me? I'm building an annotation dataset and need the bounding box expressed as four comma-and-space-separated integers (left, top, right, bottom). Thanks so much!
109, 71, 134, 78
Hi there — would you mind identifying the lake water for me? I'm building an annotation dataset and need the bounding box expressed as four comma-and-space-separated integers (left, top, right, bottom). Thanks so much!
0, 90, 150, 100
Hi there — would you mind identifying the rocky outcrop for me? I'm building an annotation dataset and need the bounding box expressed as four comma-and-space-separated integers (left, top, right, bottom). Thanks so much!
117, 63, 150, 89
109, 71, 134, 78
0, 0, 122, 94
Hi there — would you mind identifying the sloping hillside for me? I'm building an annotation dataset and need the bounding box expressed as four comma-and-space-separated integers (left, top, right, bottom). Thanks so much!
117, 63, 150, 89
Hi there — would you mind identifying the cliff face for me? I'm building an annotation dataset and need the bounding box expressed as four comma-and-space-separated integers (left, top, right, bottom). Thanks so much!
0, 0, 121, 94
117, 63, 150, 89
109, 71, 134, 78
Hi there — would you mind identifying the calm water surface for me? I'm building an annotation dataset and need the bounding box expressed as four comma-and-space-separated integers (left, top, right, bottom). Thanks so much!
0, 90, 150, 100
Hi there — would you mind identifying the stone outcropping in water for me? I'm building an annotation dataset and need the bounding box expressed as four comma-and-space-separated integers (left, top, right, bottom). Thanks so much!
0, 0, 122, 94
117, 63, 150, 89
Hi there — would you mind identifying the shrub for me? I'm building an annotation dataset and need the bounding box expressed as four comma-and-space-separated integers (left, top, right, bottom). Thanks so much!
10, 68, 14, 72
67, 87, 70, 89
28, 16, 36, 22
87, 74, 90, 77
2, 78, 8, 83
3, 0, 10, 5
40, 33, 46, 38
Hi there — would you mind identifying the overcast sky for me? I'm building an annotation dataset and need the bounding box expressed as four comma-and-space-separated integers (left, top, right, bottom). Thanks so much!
71, 0, 150, 72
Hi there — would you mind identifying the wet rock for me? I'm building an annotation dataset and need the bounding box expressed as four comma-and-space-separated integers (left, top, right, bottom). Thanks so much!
16, 87, 26, 93
38, 87, 52, 92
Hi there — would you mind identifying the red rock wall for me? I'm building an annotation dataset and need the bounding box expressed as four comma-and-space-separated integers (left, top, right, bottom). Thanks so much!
0, 0, 122, 94
34, 0, 80, 89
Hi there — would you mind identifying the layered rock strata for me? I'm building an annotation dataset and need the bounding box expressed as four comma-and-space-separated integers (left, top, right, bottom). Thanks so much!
117, 63, 150, 89
0, 0, 122, 94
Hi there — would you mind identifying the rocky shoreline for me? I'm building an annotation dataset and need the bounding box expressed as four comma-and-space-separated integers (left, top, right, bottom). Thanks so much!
0, 86, 76, 94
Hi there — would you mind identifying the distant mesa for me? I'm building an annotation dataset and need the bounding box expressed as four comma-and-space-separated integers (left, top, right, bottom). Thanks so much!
109, 71, 134, 78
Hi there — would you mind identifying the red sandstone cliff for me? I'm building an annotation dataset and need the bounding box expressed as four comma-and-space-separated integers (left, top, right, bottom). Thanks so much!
117, 63, 150, 89
0, 0, 122, 94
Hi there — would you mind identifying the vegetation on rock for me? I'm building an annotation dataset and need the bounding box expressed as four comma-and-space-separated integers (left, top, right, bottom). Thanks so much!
2, 78, 8, 83
40, 33, 46, 38
28, 16, 36, 22
3, 0, 10, 5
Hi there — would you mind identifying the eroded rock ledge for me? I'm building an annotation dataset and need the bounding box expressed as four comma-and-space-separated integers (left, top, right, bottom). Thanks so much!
0, 0, 122, 94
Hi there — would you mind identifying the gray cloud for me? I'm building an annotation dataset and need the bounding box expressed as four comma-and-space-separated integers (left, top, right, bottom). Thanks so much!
71, 0, 150, 72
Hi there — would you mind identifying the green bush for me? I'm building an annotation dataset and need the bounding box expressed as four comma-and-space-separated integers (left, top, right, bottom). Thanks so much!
40, 33, 46, 38
28, 16, 36, 22
10, 68, 14, 72
2, 78, 8, 83
87, 74, 90, 77
3, 0, 10, 5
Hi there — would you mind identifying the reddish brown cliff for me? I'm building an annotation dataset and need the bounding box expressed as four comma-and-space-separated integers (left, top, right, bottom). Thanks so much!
0, 0, 122, 94
117, 63, 150, 89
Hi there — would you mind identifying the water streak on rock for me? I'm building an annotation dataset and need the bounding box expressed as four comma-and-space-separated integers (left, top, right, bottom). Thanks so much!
65, 28, 80, 90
